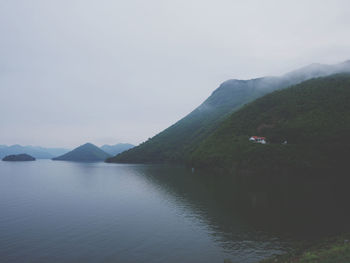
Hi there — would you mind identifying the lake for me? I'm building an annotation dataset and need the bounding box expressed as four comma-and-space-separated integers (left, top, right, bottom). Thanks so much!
0, 160, 296, 263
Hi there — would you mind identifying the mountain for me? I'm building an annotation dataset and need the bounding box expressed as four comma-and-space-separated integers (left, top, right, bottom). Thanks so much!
100, 143, 134, 156
2, 154, 36, 161
52, 143, 111, 162
0, 145, 69, 159
189, 74, 350, 236
28, 146, 70, 158
189, 73, 350, 173
107, 60, 350, 164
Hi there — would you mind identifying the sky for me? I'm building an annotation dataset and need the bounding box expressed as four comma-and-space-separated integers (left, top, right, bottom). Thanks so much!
1, 0, 350, 148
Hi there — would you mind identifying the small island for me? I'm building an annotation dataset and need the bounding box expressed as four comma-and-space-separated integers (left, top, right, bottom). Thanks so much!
2, 154, 36, 161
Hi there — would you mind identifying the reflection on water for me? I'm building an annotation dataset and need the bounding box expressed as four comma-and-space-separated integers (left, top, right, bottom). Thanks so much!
0, 160, 302, 263
132, 165, 295, 255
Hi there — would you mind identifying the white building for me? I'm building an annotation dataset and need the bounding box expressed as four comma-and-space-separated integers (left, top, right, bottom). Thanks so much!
249, 136, 266, 144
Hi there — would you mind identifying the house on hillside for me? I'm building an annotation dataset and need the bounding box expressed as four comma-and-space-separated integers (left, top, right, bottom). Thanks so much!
249, 136, 266, 144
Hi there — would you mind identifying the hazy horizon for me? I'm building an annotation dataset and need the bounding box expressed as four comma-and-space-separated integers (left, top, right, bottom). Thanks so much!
1, 0, 350, 148
0, 142, 134, 150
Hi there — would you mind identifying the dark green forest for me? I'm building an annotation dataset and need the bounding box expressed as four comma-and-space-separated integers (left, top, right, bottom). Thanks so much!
109, 72, 350, 178
107, 62, 350, 164
107, 62, 350, 165
189, 74, 350, 175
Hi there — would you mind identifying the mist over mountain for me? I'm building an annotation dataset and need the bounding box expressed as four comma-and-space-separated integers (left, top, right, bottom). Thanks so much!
100, 144, 134, 156
190, 73, 350, 172
28, 146, 70, 158
283, 60, 350, 83
53, 143, 111, 162
0, 145, 69, 159
107, 60, 350, 164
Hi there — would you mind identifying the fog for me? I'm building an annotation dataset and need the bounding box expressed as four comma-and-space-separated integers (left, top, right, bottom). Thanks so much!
1, 0, 350, 147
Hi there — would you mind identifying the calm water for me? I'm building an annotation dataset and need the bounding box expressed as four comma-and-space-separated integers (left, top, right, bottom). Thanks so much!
0, 160, 295, 263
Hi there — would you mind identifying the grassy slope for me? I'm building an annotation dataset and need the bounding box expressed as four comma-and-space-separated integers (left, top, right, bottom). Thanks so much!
260, 234, 350, 263
189, 74, 350, 173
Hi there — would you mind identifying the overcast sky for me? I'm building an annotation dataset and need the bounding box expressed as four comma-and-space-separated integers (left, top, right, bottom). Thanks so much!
1, 0, 350, 148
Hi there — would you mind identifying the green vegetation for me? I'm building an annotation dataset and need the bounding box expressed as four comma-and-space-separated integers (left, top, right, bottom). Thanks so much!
108, 62, 350, 164
53, 143, 111, 162
190, 74, 350, 174
260, 234, 350, 263
107, 78, 278, 163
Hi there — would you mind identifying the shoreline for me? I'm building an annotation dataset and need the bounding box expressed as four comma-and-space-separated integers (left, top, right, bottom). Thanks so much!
260, 233, 350, 263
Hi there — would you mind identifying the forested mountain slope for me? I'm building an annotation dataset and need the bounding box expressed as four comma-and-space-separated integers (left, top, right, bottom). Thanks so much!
108, 61, 350, 164
190, 74, 350, 173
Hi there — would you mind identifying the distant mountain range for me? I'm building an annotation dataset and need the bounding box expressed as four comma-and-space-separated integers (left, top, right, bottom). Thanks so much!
107, 60, 350, 164
0, 145, 69, 159
0, 143, 133, 161
52, 143, 111, 162
100, 143, 134, 156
